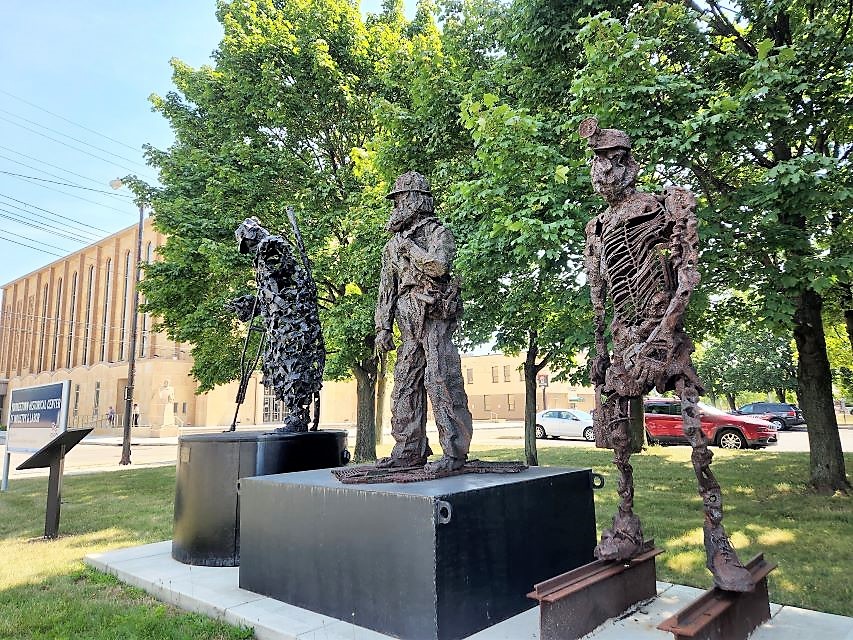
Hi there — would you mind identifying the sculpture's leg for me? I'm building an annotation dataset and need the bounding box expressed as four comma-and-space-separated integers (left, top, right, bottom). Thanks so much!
676, 375, 753, 592
423, 318, 472, 472
595, 394, 644, 561
376, 337, 432, 467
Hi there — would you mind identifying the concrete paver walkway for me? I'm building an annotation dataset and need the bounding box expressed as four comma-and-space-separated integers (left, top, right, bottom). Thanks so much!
85, 541, 853, 640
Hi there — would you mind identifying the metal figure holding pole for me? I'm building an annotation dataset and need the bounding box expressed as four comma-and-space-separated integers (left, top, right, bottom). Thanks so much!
227, 211, 324, 432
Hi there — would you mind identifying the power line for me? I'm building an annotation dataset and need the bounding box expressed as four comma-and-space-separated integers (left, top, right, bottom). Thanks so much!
0, 170, 133, 198
0, 234, 66, 259
0, 89, 140, 152
0, 115, 156, 181
0, 172, 136, 215
0, 109, 151, 172
0, 192, 108, 235
0, 228, 76, 255
0, 143, 121, 189
0, 208, 92, 244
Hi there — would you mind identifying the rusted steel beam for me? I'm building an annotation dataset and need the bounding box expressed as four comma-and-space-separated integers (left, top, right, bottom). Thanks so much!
528, 541, 663, 640
657, 554, 777, 640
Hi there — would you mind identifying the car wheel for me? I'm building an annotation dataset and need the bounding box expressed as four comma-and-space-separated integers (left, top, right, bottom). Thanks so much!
535, 424, 546, 439
717, 429, 747, 450
645, 430, 658, 445
770, 418, 787, 431
583, 426, 595, 442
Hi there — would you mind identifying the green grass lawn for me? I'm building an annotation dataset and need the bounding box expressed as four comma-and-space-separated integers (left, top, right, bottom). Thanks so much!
0, 447, 849, 639
0, 468, 251, 640
473, 445, 853, 617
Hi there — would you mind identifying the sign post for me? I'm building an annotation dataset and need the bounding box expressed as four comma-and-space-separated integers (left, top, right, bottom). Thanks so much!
2, 381, 71, 492
537, 374, 549, 410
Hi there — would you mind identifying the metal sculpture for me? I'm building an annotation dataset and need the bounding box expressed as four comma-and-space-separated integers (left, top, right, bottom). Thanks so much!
227, 210, 324, 432
579, 118, 753, 592
374, 171, 474, 473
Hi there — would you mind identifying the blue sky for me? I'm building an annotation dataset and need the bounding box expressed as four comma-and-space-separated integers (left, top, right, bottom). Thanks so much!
0, 0, 408, 288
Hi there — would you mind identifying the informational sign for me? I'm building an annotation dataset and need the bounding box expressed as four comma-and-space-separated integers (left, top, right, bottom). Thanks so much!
536, 374, 549, 388
6, 381, 70, 454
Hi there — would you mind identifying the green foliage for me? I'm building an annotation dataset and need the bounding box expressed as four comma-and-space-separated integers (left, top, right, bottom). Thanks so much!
571, 1, 853, 329
140, 0, 423, 392
826, 320, 853, 400
696, 323, 797, 402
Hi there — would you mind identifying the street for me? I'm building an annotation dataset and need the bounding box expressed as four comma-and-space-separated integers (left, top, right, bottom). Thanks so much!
2, 422, 851, 484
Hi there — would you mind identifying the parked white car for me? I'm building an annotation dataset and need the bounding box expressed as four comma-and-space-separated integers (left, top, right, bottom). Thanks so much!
535, 409, 595, 441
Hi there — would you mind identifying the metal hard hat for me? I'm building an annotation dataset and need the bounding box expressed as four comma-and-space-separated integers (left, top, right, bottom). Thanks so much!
578, 117, 631, 151
385, 171, 432, 199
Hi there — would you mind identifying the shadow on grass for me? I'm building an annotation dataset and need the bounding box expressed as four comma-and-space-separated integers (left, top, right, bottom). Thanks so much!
476, 446, 852, 617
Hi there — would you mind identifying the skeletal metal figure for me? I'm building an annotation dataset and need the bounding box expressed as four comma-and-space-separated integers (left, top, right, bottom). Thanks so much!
228, 215, 324, 432
580, 118, 753, 592
374, 171, 473, 473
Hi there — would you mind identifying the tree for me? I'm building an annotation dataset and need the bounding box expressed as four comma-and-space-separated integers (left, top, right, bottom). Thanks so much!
141, 0, 420, 460
696, 324, 797, 409
572, 1, 851, 493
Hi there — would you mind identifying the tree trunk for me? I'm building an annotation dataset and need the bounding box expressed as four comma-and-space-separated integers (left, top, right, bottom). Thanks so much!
725, 393, 736, 411
775, 388, 786, 403
523, 335, 540, 467
374, 350, 388, 445
793, 288, 851, 494
353, 357, 378, 463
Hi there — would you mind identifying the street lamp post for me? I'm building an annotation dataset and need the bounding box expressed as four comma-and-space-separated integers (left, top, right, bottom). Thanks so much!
111, 179, 144, 465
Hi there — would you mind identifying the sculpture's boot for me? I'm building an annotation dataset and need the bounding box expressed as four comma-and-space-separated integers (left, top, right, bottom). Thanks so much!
375, 454, 429, 469
423, 455, 465, 474
705, 522, 754, 592
595, 511, 644, 561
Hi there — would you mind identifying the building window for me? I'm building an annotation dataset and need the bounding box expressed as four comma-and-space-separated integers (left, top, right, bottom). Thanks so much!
82, 265, 95, 365
491, 366, 499, 383
263, 387, 289, 423
52, 278, 63, 370
518, 367, 525, 382
503, 365, 511, 382
508, 394, 516, 411
119, 251, 131, 361
484, 395, 492, 411
100, 259, 112, 361
38, 284, 49, 372
93, 381, 101, 416
182, 402, 187, 414
466, 368, 473, 384
73, 384, 80, 418
67, 272, 78, 367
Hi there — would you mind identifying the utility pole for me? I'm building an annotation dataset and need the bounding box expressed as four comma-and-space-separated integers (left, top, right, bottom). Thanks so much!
111, 179, 144, 465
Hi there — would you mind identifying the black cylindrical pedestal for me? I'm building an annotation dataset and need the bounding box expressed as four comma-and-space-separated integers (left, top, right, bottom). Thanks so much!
172, 429, 348, 567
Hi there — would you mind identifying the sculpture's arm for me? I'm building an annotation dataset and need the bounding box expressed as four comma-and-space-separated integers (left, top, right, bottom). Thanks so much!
226, 293, 260, 323
374, 242, 398, 352
585, 216, 610, 385
404, 224, 454, 279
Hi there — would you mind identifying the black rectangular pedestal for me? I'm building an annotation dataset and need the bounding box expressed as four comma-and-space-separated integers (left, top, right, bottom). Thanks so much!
239, 466, 596, 640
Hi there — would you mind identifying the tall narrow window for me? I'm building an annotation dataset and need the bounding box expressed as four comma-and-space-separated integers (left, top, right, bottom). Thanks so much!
66, 272, 78, 367
93, 381, 101, 416
82, 265, 95, 365
491, 366, 499, 383
23, 295, 35, 370
52, 278, 63, 370
139, 243, 152, 357
38, 283, 49, 371
73, 384, 80, 418
466, 368, 473, 384
100, 259, 112, 361
503, 365, 511, 382
119, 251, 131, 361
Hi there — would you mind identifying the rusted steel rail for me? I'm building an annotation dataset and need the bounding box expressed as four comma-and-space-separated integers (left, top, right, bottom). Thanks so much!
657, 554, 776, 640
528, 540, 663, 640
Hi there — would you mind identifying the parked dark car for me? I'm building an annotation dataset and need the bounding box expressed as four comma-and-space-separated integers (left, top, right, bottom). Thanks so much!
732, 402, 804, 430
644, 398, 777, 450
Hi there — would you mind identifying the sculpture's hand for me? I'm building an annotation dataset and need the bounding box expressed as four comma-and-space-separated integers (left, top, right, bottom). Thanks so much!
591, 353, 611, 386
376, 329, 396, 353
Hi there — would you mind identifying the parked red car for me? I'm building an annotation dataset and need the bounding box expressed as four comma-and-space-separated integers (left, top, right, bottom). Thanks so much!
644, 398, 777, 450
